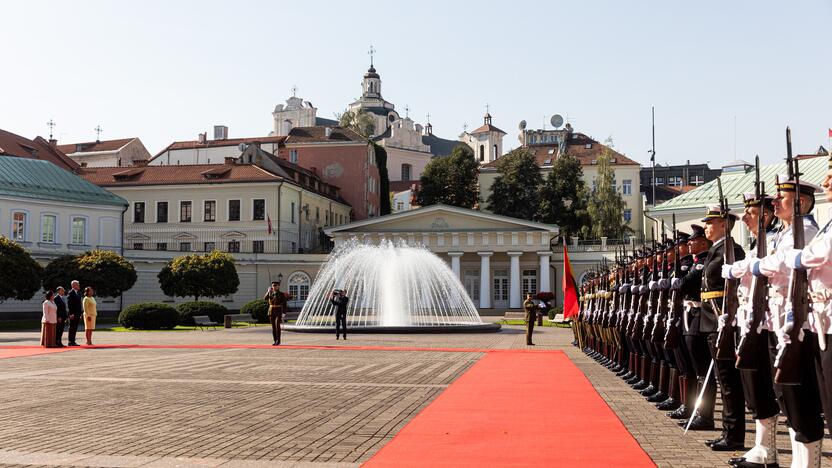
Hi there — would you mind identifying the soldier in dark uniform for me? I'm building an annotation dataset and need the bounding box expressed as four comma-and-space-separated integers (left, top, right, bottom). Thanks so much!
330, 289, 349, 340
524, 294, 536, 346
698, 205, 746, 451
671, 225, 715, 425
264, 280, 290, 346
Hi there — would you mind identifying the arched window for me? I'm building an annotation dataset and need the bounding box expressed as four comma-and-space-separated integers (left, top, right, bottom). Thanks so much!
401, 163, 412, 181
493, 144, 498, 159
288, 271, 311, 303
479, 145, 485, 161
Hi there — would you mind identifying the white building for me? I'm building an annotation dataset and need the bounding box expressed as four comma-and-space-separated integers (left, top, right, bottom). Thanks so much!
58, 137, 151, 167
460, 113, 506, 165
149, 127, 284, 166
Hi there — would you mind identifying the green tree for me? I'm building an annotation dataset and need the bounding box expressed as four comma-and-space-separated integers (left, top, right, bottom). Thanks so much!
586, 149, 631, 239
337, 110, 375, 138
416, 145, 479, 208
0, 236, 43, 302
373, 143, 391, 215
537, 153, 591, 238
158, 251, 239, 301
42, 250, 136, 297
486, 148, 543, 220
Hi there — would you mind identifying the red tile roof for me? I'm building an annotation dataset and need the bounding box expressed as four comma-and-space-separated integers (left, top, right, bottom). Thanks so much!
0, 128, 80, 171
285, 126, 367, 144
482, 132, 640, 169
152, 136, 286, 158
80, 163, 280, 186
57, 138, 135, 154
389, 180, 421, 193
470, 123, 506, 135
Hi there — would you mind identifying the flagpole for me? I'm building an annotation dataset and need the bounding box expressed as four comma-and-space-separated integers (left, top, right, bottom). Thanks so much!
651, 106, 656, 207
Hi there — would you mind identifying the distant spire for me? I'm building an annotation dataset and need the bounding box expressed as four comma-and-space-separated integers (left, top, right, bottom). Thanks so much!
405, 104, 410, 119
291, 85, 298, 97
368, 44, 376, 68
94, 125, 103, 143
46, 119, 56, 140
426, 113, 431, 124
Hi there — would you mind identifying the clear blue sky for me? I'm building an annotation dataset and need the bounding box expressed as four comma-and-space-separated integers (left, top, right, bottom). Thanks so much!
3, 0, 830, 166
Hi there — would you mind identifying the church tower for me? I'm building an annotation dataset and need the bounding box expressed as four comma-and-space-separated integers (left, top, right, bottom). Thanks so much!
461, 109, 506, 165
362, 65, 382, 98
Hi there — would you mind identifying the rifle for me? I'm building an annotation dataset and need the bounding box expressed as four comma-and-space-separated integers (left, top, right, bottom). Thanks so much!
651, 222, 669, 343
664, 214, 683, 349
736, 156, 769, 369
632, 231, 653, 340
644, 228, 660, 340
775, 127, 812, 384
715, 177, 740, 360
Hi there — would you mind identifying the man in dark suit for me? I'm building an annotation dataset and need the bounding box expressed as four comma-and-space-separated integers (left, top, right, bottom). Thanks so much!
66, 280, 83, 347
331, 289, 349, 340
54, 286, 68, 347
700, 205, 747, 452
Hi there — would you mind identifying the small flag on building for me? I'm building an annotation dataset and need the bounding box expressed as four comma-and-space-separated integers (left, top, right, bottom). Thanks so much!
267, 215, 273, 235
828, 128, 832, 138
562, 240, 579, 320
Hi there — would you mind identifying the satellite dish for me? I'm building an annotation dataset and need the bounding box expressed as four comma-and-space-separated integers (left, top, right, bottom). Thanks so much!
550, 114, 564, 129
519, 120, 527, 130
238, 143, 248, 152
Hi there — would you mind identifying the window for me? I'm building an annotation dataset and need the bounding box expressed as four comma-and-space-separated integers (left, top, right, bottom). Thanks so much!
157, 202, 168, 223
180, 201, 192, 222
253, 240, 264, 253
493, 270, 509, 301
622, 179, 632, 196
156, 242, 167, 251
479, 145, 485, 161
288, 271, 311, 302
228, 200, 240, 221
655, 177, 665, 185
71, 217, 86, 245
204, 201, 216, 222
290, 149, 298, 163
42, 214, 56, 243
11, 212, 26, 241
493, 144, 498, 159
180, 242, 191, 252
228, 241, 240, 253
304, 204, 310, 221
522, 269, 538, 296
204, 242, 215, 252
401, 163, 412, 181
623, 209, 632, 223
291, 202, 296, 223
133, 242, 144, 250
315, 206, 320, 222
134, 202, 145, 223
668, 176, 682, 187
252, 199, 265, 221
396, 201, 404, 211
690, 175, 704, 186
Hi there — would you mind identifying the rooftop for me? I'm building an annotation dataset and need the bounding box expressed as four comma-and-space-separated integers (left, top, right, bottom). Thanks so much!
80, 162, 281, 187
0, 156, 126, 207
285, 126, 367, 144
57, 138, 135, 155
152, 135, 286, 158
0, 129, 80, 171
482, 132, 640, 169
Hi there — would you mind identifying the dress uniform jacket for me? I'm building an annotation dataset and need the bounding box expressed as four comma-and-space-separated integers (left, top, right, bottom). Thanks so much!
787, 218, 832, 335
678, 252, 707, 335
699, 238, 746, 334
725, 229, 777, 335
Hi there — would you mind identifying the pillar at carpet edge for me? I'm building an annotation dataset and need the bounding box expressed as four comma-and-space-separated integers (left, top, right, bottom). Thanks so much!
508, 251, 523, 309
448, 252, 464, 279
537, 251, 551, 293
478, 251, 494, 309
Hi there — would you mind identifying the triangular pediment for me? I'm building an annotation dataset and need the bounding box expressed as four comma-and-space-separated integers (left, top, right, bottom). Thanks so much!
126, 232, 151, 241
326, 204, 558, 234
173, 232, 198, 241
221, 231, 247, 239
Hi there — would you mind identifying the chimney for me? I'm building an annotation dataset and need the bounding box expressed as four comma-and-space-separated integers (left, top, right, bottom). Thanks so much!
325, 127, 332, 138
48, 138, 58, 148
134, 160, 149, 167
224, 157, 236, 165
198, 132, 207, 144
80, 162, 88, 168
214, 125, 229, 140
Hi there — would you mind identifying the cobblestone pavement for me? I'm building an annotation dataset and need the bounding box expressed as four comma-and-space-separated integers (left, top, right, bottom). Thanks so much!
1, 321, 830, 466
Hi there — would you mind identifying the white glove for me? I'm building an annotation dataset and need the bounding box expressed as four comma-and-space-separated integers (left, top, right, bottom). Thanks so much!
740, 318, 752, 336
619, 284, 630, 294
718, 314, 727, 332
670, 278, 682, 290
784, 248, 802, 269
658, 278, 669, 290
630, 285, 639, 294
721, 264, 733, 279
775, 324, 792, 351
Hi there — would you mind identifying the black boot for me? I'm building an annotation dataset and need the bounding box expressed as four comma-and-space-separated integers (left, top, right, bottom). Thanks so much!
647, 362, 669, 402
656, 368, 680, 410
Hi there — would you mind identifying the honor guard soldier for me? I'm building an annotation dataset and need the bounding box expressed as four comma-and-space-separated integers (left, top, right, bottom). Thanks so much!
264, 280, 291, 346
729, 174, 824, 466
524, 294, 536, 346
671, 225, 716, 426
722, 192, 781, 468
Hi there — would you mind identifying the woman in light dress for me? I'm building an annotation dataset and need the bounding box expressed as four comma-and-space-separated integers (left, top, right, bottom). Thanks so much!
40, 290, 57, 348
82, 286, 97, 346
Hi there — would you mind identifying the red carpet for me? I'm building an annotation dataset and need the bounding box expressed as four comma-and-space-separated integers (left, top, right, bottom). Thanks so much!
0, 344, 548, 353
364, 351, 655, 468
0, 347, 76, 359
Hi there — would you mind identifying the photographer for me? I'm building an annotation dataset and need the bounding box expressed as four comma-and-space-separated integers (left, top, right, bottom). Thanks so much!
264, 281, 290, 346
330, 289, 349, 340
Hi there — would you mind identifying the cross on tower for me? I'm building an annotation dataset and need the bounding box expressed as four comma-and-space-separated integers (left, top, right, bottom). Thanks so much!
426, 113, 431, 124
485, 103, 490, 114
94, 125, 103, 142
405, 104, 410, 118
368, 44, 376, 67
46, 119, 56, 140
463, 122, 468, 132
291, 85, 298, 97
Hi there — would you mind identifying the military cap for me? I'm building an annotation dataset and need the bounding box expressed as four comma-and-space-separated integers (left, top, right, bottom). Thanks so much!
701, 204, 738, 222
688, 224, 706, 240
675, 231, 690, 245
774, 174, 821, 196
742, 192, 774, 209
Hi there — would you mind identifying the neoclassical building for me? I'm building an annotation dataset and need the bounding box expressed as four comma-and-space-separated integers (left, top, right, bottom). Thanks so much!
325, 204, 558, 311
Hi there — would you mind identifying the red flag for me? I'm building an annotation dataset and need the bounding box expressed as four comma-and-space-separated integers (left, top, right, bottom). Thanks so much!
828, 128, 832, 138
267, 215, 273, 235
562, 242, 579, 320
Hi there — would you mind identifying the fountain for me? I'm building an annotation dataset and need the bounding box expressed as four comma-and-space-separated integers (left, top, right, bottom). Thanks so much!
284, 239, 501, 333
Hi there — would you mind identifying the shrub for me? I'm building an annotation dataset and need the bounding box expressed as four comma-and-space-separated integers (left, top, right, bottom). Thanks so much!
42, 250, 136, 297
119, 303, 179, 330
241, 299, 269, 323
158, 251, 239, 301
0, 236, 43, 302
177, 301, 228, 326
548, 306, 563, 321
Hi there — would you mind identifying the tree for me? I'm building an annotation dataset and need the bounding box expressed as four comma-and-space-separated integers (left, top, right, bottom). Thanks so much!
373, 143, 391, 215
158, 251, 239, 301
417, 146, 479, 208
486, 148, 543, 220
0, 236, 43, 302
586, 148, 631, 239
337, 109, 375, 138
537, 152, 591, 238
42, 250, 136, 297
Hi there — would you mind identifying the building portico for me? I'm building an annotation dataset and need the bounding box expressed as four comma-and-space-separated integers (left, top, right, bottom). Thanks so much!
325, 204, 559, 311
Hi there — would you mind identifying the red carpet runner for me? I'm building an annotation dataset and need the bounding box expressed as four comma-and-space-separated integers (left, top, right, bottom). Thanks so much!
364, 351, 655, 467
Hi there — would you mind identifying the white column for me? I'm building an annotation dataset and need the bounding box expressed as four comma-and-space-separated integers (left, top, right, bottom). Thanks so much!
478, 252, 493, 309
448, 252, 463, 279
538, 251, 551, 293
508, 251, 522, 309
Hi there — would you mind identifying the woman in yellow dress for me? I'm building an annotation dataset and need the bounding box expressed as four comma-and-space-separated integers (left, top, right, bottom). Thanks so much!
82, 287, 97, 346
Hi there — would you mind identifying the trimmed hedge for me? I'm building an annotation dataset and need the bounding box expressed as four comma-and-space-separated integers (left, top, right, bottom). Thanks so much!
119, 303, 179, 330
241, 299, 269, 323
177, 301, 228, 326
